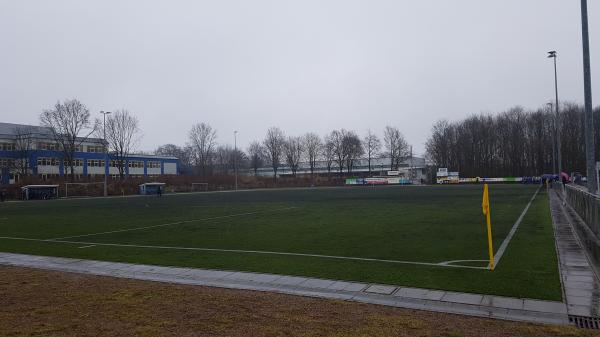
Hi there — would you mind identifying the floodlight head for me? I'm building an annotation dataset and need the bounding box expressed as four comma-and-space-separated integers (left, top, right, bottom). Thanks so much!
547, 51, 557, 58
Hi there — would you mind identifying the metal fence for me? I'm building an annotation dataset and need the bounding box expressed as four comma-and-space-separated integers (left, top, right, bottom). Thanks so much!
564, 184, 600, 274
565, 184, 600, 239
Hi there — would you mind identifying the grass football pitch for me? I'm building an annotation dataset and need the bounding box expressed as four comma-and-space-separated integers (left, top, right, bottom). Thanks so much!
0, 184, 562, 300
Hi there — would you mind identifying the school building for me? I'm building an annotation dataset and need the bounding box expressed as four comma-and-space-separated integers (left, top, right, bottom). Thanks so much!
0, 122, 178, 184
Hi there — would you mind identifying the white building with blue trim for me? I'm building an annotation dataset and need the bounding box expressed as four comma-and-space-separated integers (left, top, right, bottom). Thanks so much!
0, 122, 178, 184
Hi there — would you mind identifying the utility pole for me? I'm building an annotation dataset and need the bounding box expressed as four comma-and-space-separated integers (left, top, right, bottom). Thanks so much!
100, 111, 111, 197
548, 51, 562, 176
234, 130, 238, 191
581, 0, 597, 193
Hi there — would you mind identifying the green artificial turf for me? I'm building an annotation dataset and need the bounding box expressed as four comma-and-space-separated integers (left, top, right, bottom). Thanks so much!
0, 184, 562, 300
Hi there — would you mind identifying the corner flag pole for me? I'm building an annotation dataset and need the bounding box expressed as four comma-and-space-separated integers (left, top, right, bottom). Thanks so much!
482, 184, 495, 270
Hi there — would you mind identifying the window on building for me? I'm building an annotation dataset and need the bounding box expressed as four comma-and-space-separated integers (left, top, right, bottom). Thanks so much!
0, 158, 15, 167
87, 145, 105, 153
128, 160, 144, 168
109, 160, 122, 167
63, 159, 83, 167
148, 161, 161, 168
87, 159, 106, 167
38, 142, 58, 151
0, 143, 15, 151
37, 157, 60, 166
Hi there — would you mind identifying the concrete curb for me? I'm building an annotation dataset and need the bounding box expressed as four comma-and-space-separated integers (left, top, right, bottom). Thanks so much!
0, 252, 569, 326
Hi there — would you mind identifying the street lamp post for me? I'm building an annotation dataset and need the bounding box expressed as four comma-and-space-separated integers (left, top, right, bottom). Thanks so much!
100, 111, 111, 197
547, 102, 557, 175
580, 0, 597, 194
547, 51, 562, 177
234, 131, 238, 191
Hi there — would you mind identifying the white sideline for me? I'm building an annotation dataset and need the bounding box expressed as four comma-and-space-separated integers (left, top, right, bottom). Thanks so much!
49, 207, 299, 241
491, 186, 541, 269
0, 235, 488, 270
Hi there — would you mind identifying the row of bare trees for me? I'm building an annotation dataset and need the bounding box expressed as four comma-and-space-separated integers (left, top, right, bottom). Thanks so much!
425, 103, 600, 177
155, 124, 411, 178
1, 99, 141, 181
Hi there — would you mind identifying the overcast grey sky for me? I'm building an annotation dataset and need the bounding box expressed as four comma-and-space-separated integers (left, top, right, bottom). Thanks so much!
1, 1, 598, 155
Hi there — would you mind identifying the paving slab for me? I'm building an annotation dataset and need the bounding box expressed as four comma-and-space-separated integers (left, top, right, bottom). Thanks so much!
565, 287, 598, 298
271, 275, 308, 286
326, 281, 366, 292
364, 284, 397, 295
224, 272, 281, 283
441, 292, 483, 306
299, 278, 336, 289
567, 305, 592, 317
481, 295, 524, 310
394, 287, 429, 298
523, 299, 567, 314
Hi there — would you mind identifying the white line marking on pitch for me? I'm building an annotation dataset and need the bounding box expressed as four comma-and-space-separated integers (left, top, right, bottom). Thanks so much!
491, 186, 541, 269
78, 245, 96, 249
438, 259, 488, 266
0, 235, 488, 270
49, 207, 299, 241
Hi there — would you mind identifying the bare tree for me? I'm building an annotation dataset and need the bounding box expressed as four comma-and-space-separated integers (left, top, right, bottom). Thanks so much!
303, 132, 322, 175
247, 141, 265, 176
40, 99, 95, 181
343, 131, 363, 173
284, 136, 303, 176
322, 137, 335, 175
263, 127, 285, 179
328, 129, 347, 174
13, 126, 35, 177
383, 126, 409, 170
212, 145, 247, 174
188, 123, 217, 176
213, 145, 232, 174
98, 109, 141, 179
363, 130, 381, 173
425, 120, 454, 169
155, 144, 193, 174
423, 103, 600, 177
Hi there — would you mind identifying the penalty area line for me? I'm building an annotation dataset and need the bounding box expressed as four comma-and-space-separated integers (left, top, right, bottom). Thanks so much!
49, 206, 299, 241
491, 185, 541, 269
0, 235, 488, 270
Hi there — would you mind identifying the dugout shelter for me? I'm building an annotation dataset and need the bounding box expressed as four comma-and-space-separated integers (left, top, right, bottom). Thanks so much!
139, 182, 165, 195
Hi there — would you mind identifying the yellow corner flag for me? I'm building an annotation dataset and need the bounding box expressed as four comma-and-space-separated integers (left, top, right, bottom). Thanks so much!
482, 184, 495, 270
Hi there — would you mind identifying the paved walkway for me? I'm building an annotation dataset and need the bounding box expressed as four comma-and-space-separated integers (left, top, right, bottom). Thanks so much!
550, 189, 600, 323
0, 252, 568, 325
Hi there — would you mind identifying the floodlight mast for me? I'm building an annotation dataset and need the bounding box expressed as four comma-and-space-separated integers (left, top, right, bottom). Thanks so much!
100, 111, 111, 197
547, 51, 562, 177
580, 0, 596, 194
546, 102, 557, 175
